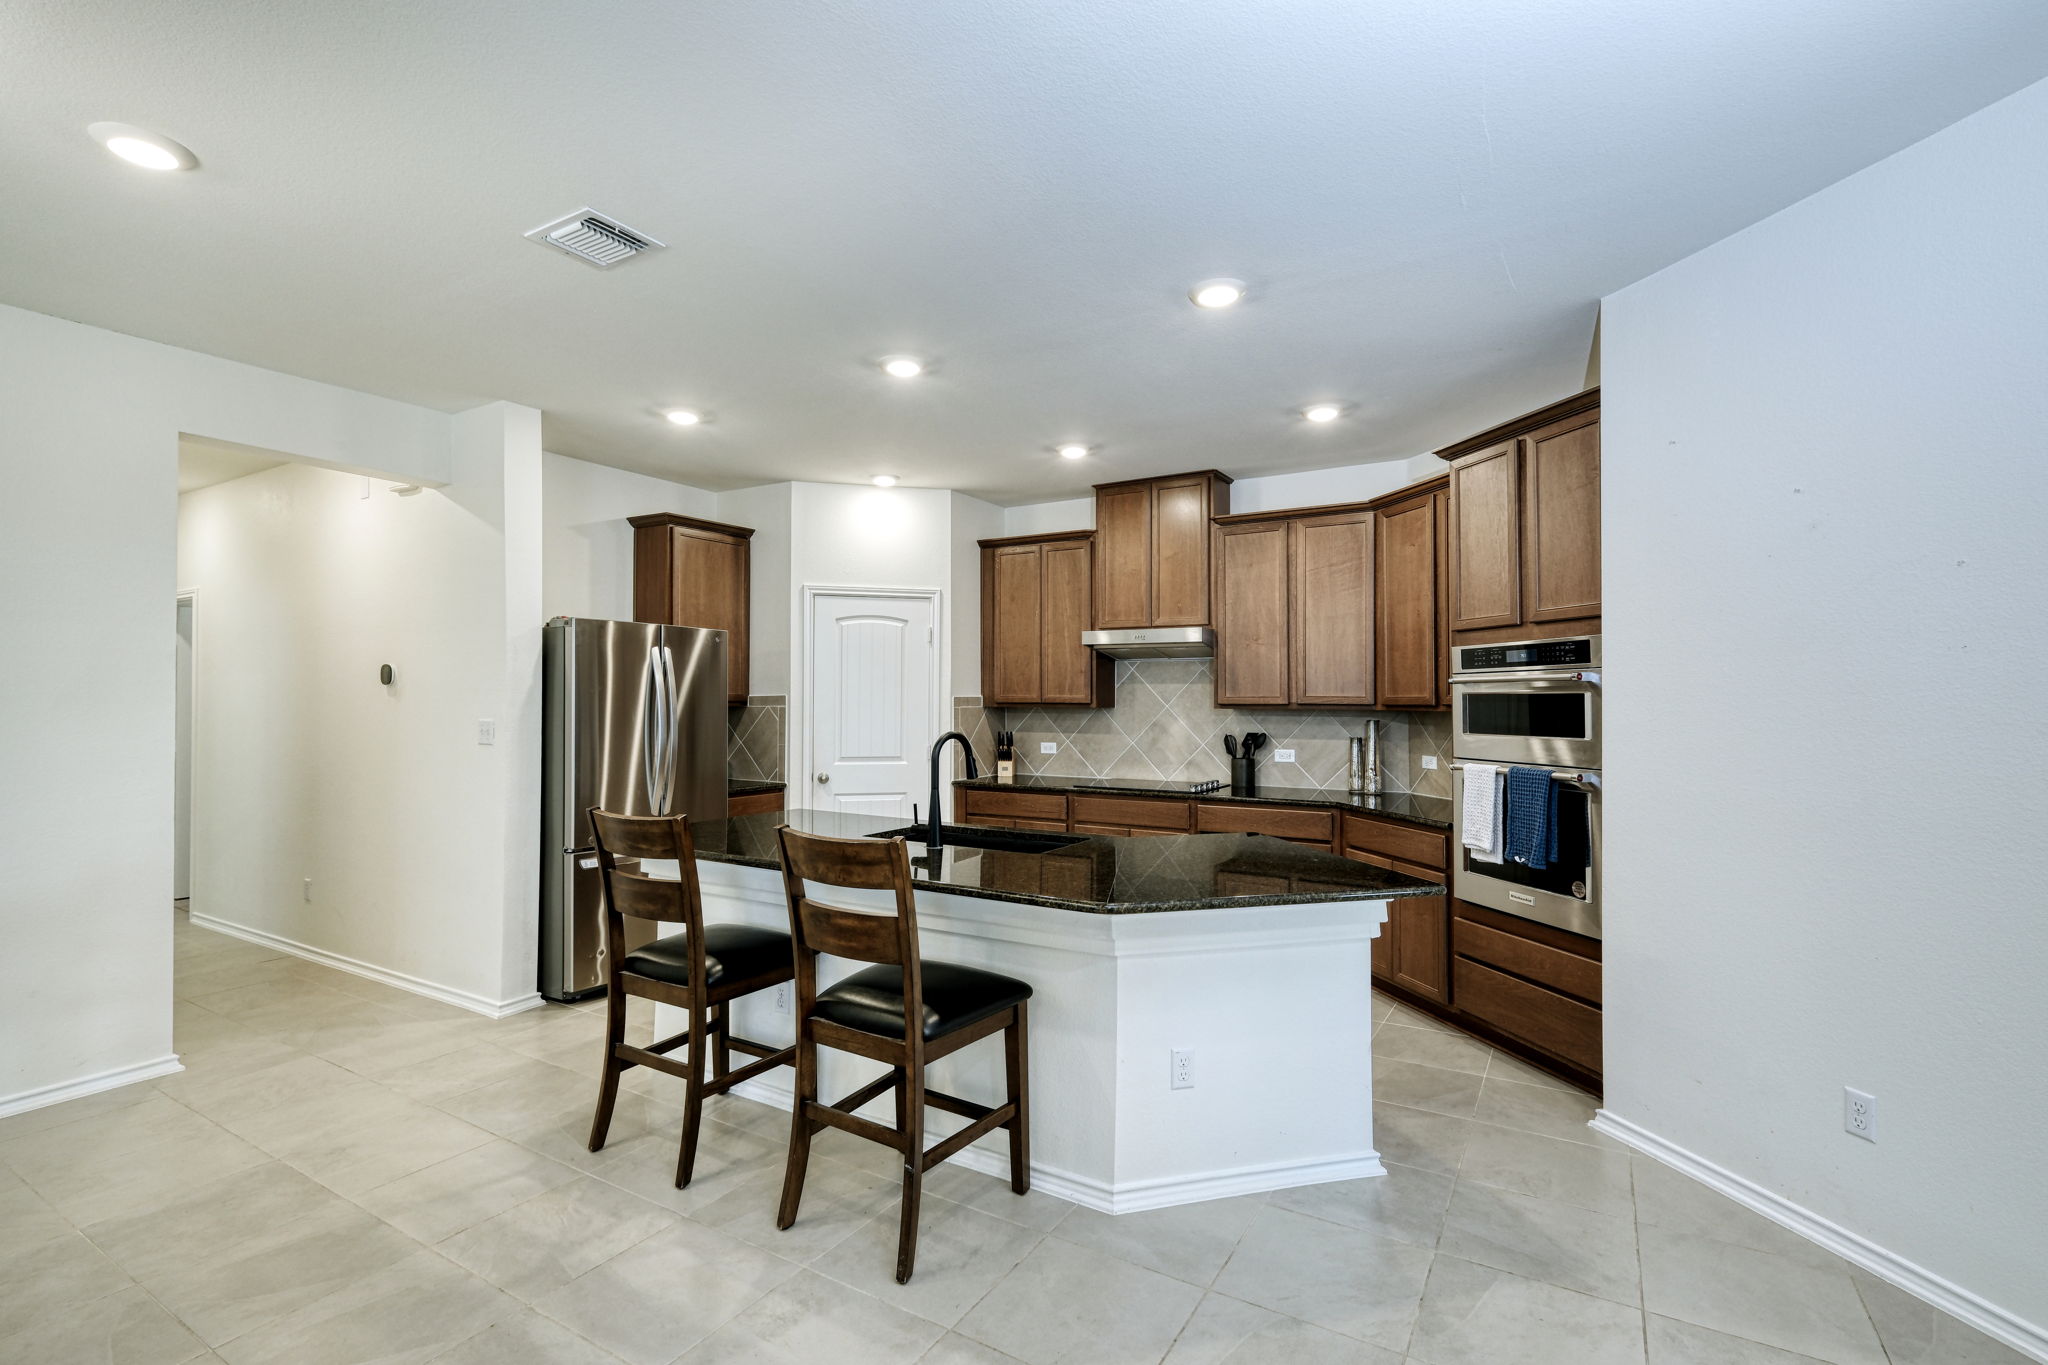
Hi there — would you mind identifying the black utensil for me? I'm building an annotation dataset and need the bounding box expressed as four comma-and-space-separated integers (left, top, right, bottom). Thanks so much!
1224, 735, 1238, 758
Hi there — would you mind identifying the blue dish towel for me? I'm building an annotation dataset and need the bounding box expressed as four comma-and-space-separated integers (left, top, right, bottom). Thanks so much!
1504, 766, 1559, 869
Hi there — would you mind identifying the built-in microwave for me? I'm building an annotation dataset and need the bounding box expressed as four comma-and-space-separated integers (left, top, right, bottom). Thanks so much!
1450, 635, 1600, 770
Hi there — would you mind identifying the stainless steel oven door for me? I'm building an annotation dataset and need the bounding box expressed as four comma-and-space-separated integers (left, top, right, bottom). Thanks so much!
1451, 670, 1601, 769
1451, 764, 1602, 940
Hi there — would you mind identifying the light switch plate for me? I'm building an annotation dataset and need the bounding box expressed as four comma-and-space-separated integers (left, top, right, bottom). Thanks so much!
1040, 741, 1058, 754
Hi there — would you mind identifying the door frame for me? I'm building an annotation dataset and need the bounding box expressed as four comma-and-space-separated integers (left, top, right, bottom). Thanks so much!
796, 585, 946, 812
174, 588, 198, 909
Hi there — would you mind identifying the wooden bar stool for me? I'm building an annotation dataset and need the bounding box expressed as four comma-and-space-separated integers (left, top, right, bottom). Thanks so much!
586, 808, 796, 1187
773, 825, 1032, 1283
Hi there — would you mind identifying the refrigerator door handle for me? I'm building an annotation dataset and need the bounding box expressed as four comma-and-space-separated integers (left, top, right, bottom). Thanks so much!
643, 645, 669, 813
659, 644, 682, 815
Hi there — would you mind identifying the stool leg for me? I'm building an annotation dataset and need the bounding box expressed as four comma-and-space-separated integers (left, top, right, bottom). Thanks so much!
587, 982, 628, 1153
674, 1000, 708, 1188
1004, 1002, 1031, 1195
896, 1063, 926, 1284
776, 1023, 816, 1230
713, 1000, 733, 1080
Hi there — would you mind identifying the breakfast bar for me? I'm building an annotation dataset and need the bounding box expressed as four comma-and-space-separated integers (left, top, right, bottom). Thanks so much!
662, 809, 1440, 1213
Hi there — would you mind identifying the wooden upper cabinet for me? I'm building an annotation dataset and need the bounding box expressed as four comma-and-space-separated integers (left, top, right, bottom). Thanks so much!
1091, 484, 1152, 629
1439, 389, 1600, 639
980, 533, 1113, 708
1375, 488, 1445, 708
1039, 539, 1097, 704
1448, 440, 1523, 632
987, 543, 1044, 706
1091, 471, 1231, 628
1523, 410, 1601, 624
1212, 520, 1290, 706
629, 513, 753, 703
1291, 511, 1375, 706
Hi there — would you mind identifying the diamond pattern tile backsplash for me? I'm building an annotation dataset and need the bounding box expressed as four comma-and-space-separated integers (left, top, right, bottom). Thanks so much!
994, 659, 1453, 798
727, 695, 786, 783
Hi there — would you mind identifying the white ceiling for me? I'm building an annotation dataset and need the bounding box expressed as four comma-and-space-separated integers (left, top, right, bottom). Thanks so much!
176, 434, 285, 492
7, 3, 2047, 504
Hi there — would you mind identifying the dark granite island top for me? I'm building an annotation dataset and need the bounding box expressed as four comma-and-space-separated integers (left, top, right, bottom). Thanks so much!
953, 774, 1453, 830
690, 807, 1438, 915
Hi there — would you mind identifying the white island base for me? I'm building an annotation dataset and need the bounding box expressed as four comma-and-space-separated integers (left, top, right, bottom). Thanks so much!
657, 857, 1389, 1214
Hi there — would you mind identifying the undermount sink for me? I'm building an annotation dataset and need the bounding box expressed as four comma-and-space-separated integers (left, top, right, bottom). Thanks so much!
871, 823, 1090, 854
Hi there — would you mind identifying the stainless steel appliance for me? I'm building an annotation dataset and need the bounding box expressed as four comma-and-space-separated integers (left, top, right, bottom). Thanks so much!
541, 618, 729, 1001
1080, 626, 1214, 659
1450, 635, 1602, 939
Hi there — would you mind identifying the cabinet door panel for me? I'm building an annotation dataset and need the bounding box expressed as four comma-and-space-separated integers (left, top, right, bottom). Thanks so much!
988, 545, 1042, 705
669, 529, 751, 701
1039, 540, 1095, 704
1092, 484, 1152, 629
1287, 512, 1373, 706
1212, 521, 1290, 706
1524, 413, 1601, 623
1151, 476, 1214, 626
1450, 441, 1522, 632
1375, 494, 1439, 708
1391, 893, 1451, 1004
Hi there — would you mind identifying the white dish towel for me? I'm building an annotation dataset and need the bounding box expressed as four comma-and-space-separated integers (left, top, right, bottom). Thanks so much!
1461, 762, 1505, 864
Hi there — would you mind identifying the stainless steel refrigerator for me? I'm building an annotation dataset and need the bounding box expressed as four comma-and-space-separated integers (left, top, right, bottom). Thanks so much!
541, 618, 729, 1001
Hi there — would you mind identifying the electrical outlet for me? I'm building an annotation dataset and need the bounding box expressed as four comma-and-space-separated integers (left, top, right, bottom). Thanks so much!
1273, 748, 1296, 763
476, 718, 496, 745
773, 983, 792, 1014
302, 878, 313, 903
1040, 741, 1058, 755
1845, 1087, 1877, 1142
1170, 1048, 1194, 1090
1421, 755, 1439, 770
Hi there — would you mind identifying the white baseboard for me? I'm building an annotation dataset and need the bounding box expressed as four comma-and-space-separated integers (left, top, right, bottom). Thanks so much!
0, 1054, 185, 1120
732, 1074, 1383, 1215
190, 913, 544, 1021
1592, 1110, 2048, 1364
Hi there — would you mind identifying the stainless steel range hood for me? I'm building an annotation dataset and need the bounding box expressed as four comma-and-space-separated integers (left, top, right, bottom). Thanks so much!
1081, 627, 1215, 659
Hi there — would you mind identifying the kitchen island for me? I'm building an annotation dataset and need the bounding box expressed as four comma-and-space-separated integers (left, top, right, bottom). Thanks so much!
663, 808, 1437, 1213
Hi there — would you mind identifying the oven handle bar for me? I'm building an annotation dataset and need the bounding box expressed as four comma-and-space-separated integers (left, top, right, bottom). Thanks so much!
1451, 763, 1601, 790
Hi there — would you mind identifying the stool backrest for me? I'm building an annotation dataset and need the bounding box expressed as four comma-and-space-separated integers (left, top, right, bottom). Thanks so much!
776, 826, 925, 1045
588, 808, 705, 978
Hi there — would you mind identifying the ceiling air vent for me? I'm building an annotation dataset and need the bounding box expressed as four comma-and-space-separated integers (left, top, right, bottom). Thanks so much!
524, 208, 665, 269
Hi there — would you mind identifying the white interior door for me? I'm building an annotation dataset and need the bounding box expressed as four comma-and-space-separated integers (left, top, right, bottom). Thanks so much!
808, 592, 936, 820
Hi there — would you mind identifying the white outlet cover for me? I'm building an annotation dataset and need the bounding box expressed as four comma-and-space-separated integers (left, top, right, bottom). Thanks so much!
1845, 1087, 1877, 1142
477, 718, 497, 745
1421, 755, 1439, 769
1040, 741, 1058, 754
1273, 748, 1296, 763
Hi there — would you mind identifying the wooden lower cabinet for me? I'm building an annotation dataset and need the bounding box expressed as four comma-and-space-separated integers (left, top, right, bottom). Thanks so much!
1383, 894, 1451, 1006
727, 788, 784, 818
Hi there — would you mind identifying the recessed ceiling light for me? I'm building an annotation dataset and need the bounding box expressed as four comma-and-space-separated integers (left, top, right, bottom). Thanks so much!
87, 122, 196, 171
871, 474, 899, 487
664, 409, 702, 426
880, 357, 924, 379
1190, 279, 1246, 309
1056, 444, 1090, 461
1303, 403, 1343, 423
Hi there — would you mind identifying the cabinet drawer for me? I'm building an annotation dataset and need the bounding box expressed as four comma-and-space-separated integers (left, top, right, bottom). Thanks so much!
1452, 957, 1601, 1075
1342, 814, 1448, 870
1344, 849, 1446, 885
1453, 913, 1601, 1004
962, 789, 1068, 823
1194, 802, 1334, 843
1070, 795, 1190, 832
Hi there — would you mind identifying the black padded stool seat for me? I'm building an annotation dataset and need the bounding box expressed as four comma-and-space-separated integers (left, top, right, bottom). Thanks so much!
814, 962, 1033, 1041
623, 923, 793, 989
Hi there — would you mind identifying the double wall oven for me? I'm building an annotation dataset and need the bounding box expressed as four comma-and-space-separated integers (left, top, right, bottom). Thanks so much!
1450, 635, 1602, 940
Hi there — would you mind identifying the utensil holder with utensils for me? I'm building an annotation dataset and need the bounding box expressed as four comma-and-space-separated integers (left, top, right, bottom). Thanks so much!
1225, 731, 1266, 793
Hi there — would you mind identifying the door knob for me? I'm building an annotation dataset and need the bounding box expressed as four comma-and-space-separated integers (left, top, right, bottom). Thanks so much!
815, 772, 830, 784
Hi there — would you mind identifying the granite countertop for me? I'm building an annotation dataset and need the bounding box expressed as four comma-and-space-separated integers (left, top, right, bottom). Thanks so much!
692, 808, 1440, 915
953, 774, 1453, 831
727, 779, 786, 797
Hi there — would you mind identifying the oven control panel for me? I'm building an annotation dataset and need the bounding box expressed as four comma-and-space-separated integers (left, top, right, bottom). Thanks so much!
1455, 636, 1598, 672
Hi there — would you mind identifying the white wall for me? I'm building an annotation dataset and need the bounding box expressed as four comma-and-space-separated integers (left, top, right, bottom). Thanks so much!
176, 404, 545, 1016
949, 491, 1005, 697
0, 302, 455, 1114
1602, 76, 2048, 1350
715, 482, 794, 698
542, 451, 716, 622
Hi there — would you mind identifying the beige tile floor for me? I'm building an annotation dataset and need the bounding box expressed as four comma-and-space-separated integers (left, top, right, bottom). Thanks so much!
0, 912, 2028, 1365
